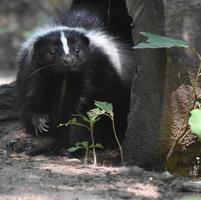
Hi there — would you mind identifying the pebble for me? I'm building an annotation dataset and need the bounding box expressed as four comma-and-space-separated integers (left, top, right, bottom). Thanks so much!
128, 166, 144, 176
0, 149, 7, 155
65, 158, 81, 165
72, 197, 79, 200
118, 166, 130, 174
118, 191, 133, 199
180, 181, 201, 192
149, 171, 174, 181
159, 171, 174, 180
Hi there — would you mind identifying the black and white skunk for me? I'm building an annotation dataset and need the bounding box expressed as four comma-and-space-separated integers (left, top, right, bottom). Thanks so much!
16, 9, 134, 151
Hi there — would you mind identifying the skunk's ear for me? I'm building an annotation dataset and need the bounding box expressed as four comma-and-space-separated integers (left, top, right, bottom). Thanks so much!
82, 36, 89, 46
30, 38, 46, 62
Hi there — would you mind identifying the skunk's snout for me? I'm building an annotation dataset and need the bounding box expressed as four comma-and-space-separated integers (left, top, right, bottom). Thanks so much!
63, 56, 73, 65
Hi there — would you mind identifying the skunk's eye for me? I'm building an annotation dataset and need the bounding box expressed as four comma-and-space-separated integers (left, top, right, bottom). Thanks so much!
75, 47, 80, 53
50, 49, 55, 55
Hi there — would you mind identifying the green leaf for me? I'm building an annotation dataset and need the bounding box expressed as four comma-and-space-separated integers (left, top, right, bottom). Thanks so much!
75, 141, 89, 149
75, 141, 83, 146
62, 118, 77, 126
87, 108, 105, 121
94, 101, 113, 114
189, 109, 201, 140
133, 32, 189, 49
94, 143, 104, 149
89, 143, 104, 149
67, 146, 82, 152
70, 118, 77, 123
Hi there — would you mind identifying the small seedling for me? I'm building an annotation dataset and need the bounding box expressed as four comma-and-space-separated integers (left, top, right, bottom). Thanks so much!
94, 101, 124, 165
60, 101, 124, 166
67, 141, 103, 165
59, 105, 104, 166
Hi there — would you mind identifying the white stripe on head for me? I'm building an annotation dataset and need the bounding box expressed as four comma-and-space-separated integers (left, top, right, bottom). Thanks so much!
60, 31, 69, 55
20, 25, 86, 52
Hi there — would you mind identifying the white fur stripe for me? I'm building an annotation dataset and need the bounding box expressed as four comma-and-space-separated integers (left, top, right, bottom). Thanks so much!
60, 31, 69, 55
21, 25, 86, 51
87, 31, 122, 75
19, 25, 123, 76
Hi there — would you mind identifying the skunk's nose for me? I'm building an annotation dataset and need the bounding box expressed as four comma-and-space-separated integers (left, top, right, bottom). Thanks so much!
63, 57, 73, 65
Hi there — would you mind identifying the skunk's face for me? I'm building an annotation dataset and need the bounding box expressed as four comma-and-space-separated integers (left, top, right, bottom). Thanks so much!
32, 30, 90, 73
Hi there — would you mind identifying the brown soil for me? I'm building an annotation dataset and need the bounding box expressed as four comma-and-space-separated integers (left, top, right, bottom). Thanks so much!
0, 120, 201, 200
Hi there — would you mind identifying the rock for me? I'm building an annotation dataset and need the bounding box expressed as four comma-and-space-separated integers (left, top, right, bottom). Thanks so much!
151, 171, 174, 181
145, 171, 175, 185
118, 166, 130, 174
180, 181, 201, 192
118, 191, 133, 199
160, 171, 174, 180
128, 166, 144, 176
65, 158, 82, 165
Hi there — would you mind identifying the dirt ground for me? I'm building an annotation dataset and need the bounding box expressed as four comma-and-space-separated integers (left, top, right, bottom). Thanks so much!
0, 122, 201, 200
0, 153, 191, 200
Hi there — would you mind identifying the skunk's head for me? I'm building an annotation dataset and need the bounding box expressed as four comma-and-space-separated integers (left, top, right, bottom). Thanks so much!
31, 30, 90, 74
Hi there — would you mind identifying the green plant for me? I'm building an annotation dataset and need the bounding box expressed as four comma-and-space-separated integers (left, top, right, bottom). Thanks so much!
133, 32, 189, 49
67, 141, 103, 165
59, 101, 124, 166
189, 109, 201, 140
59, 109, 102, 166
133, 32, 201, 158
94, 101, 124, 165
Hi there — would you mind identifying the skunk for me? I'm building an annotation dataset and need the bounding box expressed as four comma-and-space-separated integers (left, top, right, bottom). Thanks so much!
16, 9, 134, 151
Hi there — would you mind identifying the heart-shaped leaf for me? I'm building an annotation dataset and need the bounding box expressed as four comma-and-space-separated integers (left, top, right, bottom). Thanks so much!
94, 101, 113, 115
133, 32, 189, 49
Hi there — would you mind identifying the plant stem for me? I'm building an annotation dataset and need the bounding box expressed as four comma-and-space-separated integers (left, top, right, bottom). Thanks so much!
106, 114, 124, 165
90, 122, 97, 166
84, 147, 88, 165
67, 122, 90, 131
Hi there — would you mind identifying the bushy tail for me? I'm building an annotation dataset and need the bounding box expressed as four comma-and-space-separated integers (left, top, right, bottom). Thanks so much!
55, 9, 104, 31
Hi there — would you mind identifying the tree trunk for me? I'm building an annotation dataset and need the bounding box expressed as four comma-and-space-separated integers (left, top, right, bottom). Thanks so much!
123, 0, 166, 169
123, 0, 201, 175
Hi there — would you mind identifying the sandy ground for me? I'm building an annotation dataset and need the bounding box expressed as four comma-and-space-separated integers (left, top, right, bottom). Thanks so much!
0, 152, 196, 200
0, 121, 201, 200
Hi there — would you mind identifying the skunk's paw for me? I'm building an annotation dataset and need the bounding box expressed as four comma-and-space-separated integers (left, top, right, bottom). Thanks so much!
32, 113, 49, 136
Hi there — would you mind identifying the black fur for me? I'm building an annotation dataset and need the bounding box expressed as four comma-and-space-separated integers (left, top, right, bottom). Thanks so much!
16, 9, 134, 151
55, 9, 103, 30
